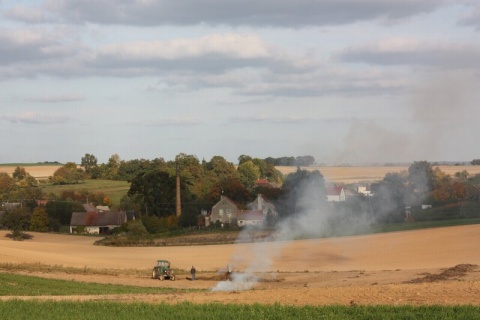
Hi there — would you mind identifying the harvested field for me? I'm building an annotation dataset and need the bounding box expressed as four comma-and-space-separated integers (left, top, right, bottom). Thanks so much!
2, 164, 480, 184
0, 165, 62, 179
276, 165, 480, 183
1, 225, 480, 306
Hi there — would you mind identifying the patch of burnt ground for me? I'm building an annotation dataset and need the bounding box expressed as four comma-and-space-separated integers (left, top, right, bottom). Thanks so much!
405, 264, 479, 284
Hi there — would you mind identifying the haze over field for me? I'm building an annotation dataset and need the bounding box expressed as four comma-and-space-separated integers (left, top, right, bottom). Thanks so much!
0, 1, 479, 165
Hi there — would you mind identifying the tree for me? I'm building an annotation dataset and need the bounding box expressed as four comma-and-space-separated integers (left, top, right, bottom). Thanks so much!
408, 161, 435, 194
1, 207, 31, 240
471, 159, 480, 166
30, 206, 49, 232
371, 172, 407, 223
51, 162, 86, 185
128, 170, 178, 217
237, 160, 260, 191
81, 153, 99, 178
12, 167, 27, 180
278, 168, 326, 217
238, 154, 253, 165
0, 172, 15, 200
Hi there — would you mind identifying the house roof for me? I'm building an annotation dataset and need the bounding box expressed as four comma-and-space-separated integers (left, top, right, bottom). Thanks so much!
326, 186, 344, 196
236, 209, 263, 221
213, 196, 239, 209
70, 211, 127, 227
255, 179, 280, 189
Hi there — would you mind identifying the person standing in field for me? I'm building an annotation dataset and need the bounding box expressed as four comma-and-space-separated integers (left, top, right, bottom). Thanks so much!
191, 266, 196, 280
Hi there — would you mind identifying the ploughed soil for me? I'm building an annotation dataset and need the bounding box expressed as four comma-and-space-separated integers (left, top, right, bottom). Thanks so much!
1, 225, 480, 306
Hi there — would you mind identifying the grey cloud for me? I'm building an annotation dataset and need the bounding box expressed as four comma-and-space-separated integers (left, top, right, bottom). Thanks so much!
0, 112, 69, 124
338, 41, 480, 69
126, 118, 200, 127
0, 28, 82, 68
43, 0, 444, 27
3, 4, 47, 23
25, 94, 84, 103
230, 115, 350, 125
458, 5, 480, 30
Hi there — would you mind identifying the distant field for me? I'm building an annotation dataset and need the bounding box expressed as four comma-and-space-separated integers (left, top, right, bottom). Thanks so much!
276, 165, 480, 183
2, 164, 480, 184
0, 164, 62, 179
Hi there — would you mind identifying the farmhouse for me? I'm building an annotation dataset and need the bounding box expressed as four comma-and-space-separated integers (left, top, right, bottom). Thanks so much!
208, 195, 238, 226
326, 185, 346, 202
237, 209, 264, 227
70, 204, 127, 234
207, 194, 278, 227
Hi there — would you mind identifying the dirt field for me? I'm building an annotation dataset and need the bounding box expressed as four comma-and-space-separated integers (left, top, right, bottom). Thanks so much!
1, 225, 480, 306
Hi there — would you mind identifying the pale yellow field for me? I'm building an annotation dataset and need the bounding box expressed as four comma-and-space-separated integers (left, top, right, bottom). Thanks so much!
0, 165, 62, 179
1, 164, 480, 184
276, 165, 480, 183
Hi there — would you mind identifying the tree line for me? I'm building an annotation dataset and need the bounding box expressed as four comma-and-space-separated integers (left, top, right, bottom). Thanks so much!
1, 155, 478, 239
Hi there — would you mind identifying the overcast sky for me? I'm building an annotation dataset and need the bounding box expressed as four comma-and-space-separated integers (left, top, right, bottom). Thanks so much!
1, 0, 479, 165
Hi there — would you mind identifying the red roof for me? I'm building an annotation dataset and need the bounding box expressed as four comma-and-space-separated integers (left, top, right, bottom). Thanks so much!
326, 186, 343, 196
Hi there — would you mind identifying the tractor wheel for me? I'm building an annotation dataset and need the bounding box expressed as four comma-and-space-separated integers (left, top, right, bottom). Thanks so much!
170, 275, 175, 281
159, 275, 164, 281
152, 268, 158, 279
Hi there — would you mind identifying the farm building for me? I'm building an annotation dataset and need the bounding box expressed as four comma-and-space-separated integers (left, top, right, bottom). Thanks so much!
70, 204, 127, 234
326, 185, 346, 202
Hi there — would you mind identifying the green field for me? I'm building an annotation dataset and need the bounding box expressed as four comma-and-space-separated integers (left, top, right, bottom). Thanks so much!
0, 273, 184, 296
0, 300, 478, 320
0, 273, 478, 320
41, 179, 130, 206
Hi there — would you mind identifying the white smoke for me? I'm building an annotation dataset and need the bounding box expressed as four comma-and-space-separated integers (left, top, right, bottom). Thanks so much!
211, 179, 339, 292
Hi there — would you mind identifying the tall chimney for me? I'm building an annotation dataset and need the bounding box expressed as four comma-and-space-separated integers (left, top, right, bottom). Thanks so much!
176, 162, 181, 218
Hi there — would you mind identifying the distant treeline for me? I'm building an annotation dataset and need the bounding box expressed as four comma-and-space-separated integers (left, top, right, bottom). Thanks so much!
264, 155, 315, 166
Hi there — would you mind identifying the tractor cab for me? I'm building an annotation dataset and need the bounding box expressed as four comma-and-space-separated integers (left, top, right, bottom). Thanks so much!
152, 260, 175, 281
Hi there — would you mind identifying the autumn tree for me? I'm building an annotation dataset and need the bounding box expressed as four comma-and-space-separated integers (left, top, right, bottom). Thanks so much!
30, 206, 49, 232
237, 160, 260, 191
0, 172, 15, 200
51, 162, 86, 185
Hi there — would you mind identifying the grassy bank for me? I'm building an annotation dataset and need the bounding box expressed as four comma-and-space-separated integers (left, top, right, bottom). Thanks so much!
0, 301, 478, 320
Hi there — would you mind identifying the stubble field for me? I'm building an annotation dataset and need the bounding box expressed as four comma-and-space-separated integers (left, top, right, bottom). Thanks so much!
3, 164, 480, 184
1, 225, 480, 306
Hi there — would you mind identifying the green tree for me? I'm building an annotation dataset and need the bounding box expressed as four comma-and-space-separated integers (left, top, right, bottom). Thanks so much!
128, 170, 177, 217
237, 160, 260, 191
238, 154, 253, 165
51, 162, 85, 185
1, 207, 31, 240
81, 153, 99, 178
30, 206, 49, 232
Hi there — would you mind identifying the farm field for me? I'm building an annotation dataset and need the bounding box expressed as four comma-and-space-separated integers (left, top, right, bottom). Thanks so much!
276, 165, 480, 183
1, 225, 479, 306
2, 164, 480, 184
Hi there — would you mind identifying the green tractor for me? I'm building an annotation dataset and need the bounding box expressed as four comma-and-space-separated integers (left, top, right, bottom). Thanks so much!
152, 260, 175, 281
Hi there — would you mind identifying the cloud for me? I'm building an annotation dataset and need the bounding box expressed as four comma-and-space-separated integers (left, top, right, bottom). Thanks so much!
457, 4, 480, 30
126, 118, 200, 127
337, 38, 480, 69
41, 0, 445, 27
3, 4, 47, 23
25, 94, 84, 103
0, 112, 69, 124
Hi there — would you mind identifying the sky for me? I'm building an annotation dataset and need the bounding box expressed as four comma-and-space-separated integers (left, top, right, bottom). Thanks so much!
1, 0, 479, 165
